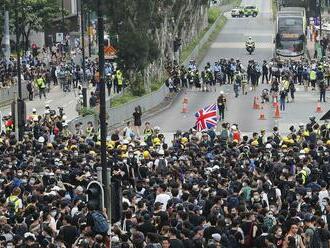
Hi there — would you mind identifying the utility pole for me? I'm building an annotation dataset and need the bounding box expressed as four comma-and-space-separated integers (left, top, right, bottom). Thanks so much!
97, 0, 110, 220
62, 0, 65, 35
87, 10, 92, 57
14, 0, 24, 141
81, 0, 87, 107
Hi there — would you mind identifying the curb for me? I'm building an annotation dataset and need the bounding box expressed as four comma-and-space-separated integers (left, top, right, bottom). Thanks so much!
107, 91, 182, 132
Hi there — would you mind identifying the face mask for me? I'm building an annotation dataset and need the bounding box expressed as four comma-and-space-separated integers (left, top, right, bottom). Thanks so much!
254, 196, 260, 201
277, 231, 283, 236
74, 152, 78, 156
29, 179, 36, 185
123, 159, 127, 163
21, 179, 28, 184
129, 154, 134, 158
50, 211, 57, 217
17, 173, 23, 177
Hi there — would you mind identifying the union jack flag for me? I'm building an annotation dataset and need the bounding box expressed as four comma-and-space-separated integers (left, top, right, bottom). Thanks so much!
194, 104, 218, 131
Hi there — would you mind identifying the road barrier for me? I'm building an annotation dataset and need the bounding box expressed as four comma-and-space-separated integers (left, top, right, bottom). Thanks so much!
0, 82, 29, 106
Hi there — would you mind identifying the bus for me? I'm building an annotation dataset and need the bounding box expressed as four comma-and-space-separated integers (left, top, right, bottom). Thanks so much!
279, 7, 306, 31
275, 10, 306, 57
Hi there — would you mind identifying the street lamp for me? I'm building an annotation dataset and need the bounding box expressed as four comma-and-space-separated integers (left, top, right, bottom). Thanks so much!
13, 0, 25, 141
80, 0, 87, 107
97, 0, 111, 222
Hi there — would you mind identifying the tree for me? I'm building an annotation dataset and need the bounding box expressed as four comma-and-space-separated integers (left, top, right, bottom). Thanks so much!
0, 0, 61, 51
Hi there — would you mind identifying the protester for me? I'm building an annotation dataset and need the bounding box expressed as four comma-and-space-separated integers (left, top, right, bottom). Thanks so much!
1, 98, 329, 247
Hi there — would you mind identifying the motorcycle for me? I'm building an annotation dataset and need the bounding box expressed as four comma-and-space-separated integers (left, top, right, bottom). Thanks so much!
246, 44, 255, 55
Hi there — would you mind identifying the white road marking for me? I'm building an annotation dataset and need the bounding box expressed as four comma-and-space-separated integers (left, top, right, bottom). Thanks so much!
210, 42, 273, 49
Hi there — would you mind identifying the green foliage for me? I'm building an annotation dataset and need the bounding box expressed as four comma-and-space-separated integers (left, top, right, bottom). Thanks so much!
130, 73, 146, 96
150, 80, 164, 92
0, 0, 61, 50
208, 7, 221, 24
111, 91, 139, 108
79, 107, 97, 117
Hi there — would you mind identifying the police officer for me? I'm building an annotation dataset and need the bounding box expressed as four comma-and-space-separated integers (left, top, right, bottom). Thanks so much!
217, 92, 226, 120
262, 60, 269, 84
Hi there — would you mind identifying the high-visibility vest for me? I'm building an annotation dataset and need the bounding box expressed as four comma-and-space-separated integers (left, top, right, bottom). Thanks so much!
36, 77, 45, 88
116, 71, 123, 86
310, 70, 316, 80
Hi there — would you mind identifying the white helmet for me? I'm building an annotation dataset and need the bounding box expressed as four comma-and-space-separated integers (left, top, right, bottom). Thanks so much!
32, 108, 37, 113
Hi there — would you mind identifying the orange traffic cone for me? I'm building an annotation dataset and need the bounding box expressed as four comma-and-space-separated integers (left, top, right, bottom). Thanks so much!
316, 102, 323, 113
272, 95, 278, 108
258, 104, 266, 120
256, 97, 261, 109
181, 94, 188, 113
253, 96, 258, 109
274, 102, 281, 118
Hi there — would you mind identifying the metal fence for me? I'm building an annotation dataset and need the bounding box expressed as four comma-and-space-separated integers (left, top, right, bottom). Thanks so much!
0, 82, 29, 106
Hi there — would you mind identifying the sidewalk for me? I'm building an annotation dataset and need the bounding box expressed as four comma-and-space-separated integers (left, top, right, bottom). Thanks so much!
0, 83, 120, 122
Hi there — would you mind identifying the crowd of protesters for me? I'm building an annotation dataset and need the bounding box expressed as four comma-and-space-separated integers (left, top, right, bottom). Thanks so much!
0, 99, 329, 247
0, 46, 125, 104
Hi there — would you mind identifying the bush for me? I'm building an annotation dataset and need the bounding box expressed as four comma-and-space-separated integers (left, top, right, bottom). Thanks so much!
79, 107, 97, 117
208, 7, 221, 24
130, 73, 146, 96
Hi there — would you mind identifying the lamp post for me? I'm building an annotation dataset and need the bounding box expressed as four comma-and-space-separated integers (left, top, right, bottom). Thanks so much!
97, 0, 111, 221
14, 0, 25, 141
80, 0, 87, 107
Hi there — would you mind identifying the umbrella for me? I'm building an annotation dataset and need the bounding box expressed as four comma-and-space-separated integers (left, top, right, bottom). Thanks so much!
320, 109, 330, 121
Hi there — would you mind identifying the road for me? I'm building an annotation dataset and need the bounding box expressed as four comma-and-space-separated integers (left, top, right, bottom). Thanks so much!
145, 0, 329, 139
147, 0, 276, 133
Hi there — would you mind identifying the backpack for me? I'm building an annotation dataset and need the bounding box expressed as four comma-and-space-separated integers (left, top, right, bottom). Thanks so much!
308, 228, 322, 248
227, 195, 239, 209
91, 211, 109, 234
268, 188, 277, 204
156, 158, 168, 176
220, 129, 229, 141
223, 230, 241, 248
263, 216, 275, 232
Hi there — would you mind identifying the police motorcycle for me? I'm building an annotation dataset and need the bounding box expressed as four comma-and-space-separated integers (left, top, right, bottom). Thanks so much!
245, 37, 255, 55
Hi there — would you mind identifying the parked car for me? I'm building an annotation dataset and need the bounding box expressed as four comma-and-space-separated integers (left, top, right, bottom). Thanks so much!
244, 5, 258, 17
231, 6, 244, 17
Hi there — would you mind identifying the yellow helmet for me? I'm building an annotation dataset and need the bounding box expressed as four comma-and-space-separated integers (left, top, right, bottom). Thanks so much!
181, 137, 188, 144
153, 137, 161, 144
303, 131, 309, 137
304, 148, 310, 154
251, 140, 258, 146
143, 150, 150, 159
326, 140, 330, 145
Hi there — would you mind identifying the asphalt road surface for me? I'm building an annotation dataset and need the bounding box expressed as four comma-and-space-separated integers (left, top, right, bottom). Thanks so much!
146, 0, 329, 138
147, 0, 275, 133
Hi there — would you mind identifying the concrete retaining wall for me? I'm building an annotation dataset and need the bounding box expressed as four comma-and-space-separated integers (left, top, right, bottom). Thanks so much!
107, 84, 169, 127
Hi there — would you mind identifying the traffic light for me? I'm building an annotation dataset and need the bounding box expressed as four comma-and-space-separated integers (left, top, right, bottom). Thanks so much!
173, 38, 182, 53
87, 181, 104, 211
